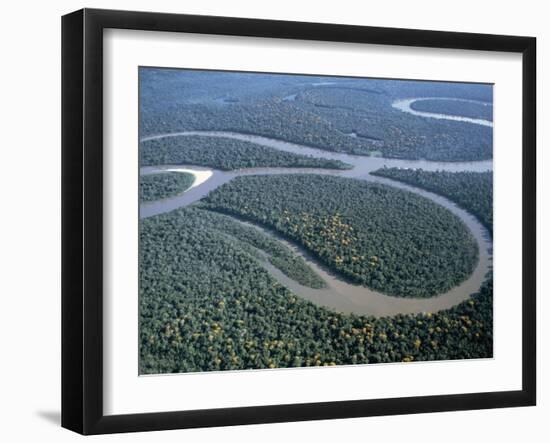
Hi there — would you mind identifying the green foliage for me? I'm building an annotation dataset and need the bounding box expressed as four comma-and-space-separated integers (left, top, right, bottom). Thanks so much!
138, 69, 493, 375
139, 69, 493, 162
372, 168, 493, 234
410, 99, 493, 121
140, 136, 351, 170
139, 172, 195, 202
196, 209, 326, 289
139, 207, 492, 374
295, 88, 492, 161
198, 174, 479, 298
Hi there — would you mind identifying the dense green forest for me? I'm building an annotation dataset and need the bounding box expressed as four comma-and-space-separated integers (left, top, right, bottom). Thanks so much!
139, 172, 195, 202
139, 68, 493, 112
295, 88, 492, 161
140, 136, 351, 170
410, 99, 493, 121
138, 69, 493, 374
372, 168, 493, 234
139, 207, 492, 374
198, 174, 479, 298
140, 102, 377, 156
139, 69, 493, 162
139, 97, 492, 162
195, 208, 325, 288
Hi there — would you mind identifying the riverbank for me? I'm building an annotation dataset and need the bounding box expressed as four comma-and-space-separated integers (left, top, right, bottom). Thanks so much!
392, 97, 493, 127
138, 128, 492, 316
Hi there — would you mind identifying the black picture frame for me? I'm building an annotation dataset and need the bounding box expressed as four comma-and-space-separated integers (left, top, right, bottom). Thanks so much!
61, 8, 536, 435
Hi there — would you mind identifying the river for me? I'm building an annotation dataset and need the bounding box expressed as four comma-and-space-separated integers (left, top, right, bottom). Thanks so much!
392, 97, 493, 127
139, 123, 493, 317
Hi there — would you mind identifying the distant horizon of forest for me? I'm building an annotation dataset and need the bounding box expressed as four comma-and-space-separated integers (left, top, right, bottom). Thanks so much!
138, 67, 493, 374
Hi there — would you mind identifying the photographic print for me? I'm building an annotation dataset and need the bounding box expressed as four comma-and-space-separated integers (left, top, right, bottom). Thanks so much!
138, 68, 493, 375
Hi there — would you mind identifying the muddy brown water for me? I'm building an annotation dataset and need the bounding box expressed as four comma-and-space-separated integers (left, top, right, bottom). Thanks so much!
139, 130, 492, 317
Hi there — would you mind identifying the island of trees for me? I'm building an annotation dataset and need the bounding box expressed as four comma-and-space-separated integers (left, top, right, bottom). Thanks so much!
139, 172, 195, 202
140, 136, 351, 170
198, 174, 479, 298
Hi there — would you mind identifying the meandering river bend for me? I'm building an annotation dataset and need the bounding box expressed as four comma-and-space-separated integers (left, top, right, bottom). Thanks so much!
392, 97, 493, 127
139, 125, 493, 317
